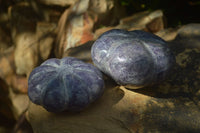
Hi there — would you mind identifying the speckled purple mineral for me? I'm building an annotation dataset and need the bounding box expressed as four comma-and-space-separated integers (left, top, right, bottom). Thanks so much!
28, 57, 105, 112
91, 29, 175, 88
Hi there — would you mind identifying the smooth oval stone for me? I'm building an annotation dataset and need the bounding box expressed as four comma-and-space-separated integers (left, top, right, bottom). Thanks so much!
28, 57, 105, 112
91, 29, 175, 89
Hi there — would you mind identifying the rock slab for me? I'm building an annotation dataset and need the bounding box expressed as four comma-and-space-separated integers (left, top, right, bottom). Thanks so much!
27, 24, 200, 133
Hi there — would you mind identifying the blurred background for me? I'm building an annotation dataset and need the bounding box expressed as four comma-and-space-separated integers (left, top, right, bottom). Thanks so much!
118, 0, 200, 27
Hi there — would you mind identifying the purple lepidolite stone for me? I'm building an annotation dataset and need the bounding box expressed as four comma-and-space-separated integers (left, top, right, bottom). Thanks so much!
28, 57, 105, 112
91, 29, 175, 89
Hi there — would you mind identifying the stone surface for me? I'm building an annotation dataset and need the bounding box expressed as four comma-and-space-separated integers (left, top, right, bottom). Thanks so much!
11, 75, 28, 94
94, 26, 115, 39
94, 10, 165, 39
0, 47, 28, 93
0, 78, 14, 120
89, 0, 114, 14
55, 0, 95, 58
155, 28, 178, 41
28, 0, 66, 22
118, 10, 165, 31
89, 0, 126, 26
14, 32, 38, 75
36, 0, 77, 6
27, 24, 200, 133
63, 41, 93, 63
9, 3, 39, 75
55, 0, 127, 57
9, 88, 29, 120
9, 3, 58, 76
174, 23, 200, 50
0, 47, 15, 85
0, 26, 11, 53
0, 50, 30, 131
36, 22, 56, 61
146, 17, 165, 33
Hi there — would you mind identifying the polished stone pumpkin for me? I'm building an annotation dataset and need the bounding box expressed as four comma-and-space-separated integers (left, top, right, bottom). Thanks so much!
91, 29, 175, 89
28, 57, 105, 112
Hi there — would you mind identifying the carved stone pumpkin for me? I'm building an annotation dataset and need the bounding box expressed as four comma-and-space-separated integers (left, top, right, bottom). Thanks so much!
28, 57, 105, 112
91, 29, 175, 89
